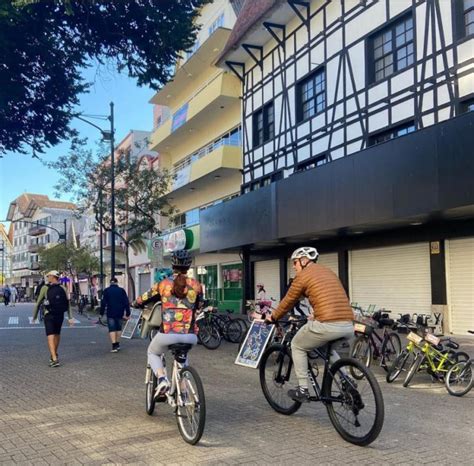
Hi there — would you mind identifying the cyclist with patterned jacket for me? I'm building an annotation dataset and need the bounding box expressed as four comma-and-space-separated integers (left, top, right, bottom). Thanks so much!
134, 250, 203, 399
268, 247, 354, 402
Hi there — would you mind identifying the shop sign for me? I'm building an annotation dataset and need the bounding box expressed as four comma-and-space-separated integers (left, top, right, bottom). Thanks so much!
430, 241, 440, 254
163, 230, 187, 254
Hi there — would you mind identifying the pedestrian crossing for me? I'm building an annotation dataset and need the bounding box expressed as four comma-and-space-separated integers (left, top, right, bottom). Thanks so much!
0, 315, 94, 330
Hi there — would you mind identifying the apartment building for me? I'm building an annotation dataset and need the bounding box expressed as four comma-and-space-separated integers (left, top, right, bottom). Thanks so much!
6, 193, 76, 295
149, 0, 245, 311
200, 0, 474, 333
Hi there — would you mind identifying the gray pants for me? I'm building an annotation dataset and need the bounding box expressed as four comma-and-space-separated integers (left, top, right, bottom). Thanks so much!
291, 320, 354, 388
147, 332, 198, 374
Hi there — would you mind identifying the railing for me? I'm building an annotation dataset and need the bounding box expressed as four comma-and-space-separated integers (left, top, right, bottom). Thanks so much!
173, 132, 242, 176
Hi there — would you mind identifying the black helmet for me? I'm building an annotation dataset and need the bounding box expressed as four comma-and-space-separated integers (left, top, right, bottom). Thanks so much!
171, 250, 192, 268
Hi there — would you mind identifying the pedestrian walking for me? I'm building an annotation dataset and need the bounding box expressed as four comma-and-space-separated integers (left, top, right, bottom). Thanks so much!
33, 271, 75, 367
10, 285, 18, 306
100, 278, 130, 353
3, 285, 11, 306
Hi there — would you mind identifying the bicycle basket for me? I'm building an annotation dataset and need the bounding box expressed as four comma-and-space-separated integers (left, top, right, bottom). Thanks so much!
353, 321, 374, 335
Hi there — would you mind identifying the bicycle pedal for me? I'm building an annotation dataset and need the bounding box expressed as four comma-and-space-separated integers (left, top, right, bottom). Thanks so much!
308, 396, 319, 402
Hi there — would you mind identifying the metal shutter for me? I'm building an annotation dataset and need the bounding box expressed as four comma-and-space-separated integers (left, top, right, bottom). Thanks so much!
287, 253, 339, 279
138, 273, 151, 295
446, 238, 474, 335
254, 260, 280, 302
350, 243, 431, 315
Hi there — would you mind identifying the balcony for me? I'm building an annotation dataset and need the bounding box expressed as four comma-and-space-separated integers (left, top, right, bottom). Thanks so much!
30, 261, 40, 271
29, 226, 46, 236
169, 145, 242, 195
149, 72, 241, 153
28, 243, 40, 253
150, 27, 232, 107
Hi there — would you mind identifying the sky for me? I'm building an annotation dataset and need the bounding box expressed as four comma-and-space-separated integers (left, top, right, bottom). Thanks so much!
0, 65, 156, 223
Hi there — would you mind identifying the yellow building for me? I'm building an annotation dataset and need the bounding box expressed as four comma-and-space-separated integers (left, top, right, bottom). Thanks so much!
149, 0, 244, 311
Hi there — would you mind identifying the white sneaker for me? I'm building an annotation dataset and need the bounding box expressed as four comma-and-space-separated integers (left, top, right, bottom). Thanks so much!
154, 377, 170, 399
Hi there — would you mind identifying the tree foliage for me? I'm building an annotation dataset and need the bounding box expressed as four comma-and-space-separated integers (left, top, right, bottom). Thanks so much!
0, 0, 210, 154
38, 243, 99, 277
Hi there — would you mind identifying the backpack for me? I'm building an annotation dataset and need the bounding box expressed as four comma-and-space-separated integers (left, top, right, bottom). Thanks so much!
45, 284, 69, 315
4, 288, 11, 298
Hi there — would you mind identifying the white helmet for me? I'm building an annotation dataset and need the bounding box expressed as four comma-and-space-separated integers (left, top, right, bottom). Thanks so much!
291, 247, 319, 262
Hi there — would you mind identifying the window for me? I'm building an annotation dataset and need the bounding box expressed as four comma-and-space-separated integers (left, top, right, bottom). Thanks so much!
466, 0, 474, 35
460, 98, 474, 113
369, 122, 416, 146
297, 154, 328, 172
456, 0, 474, 38
370, 15, 414, 82
242, 171, 283, 193
296, 69, 326, 122
209, 13, 224, 35
253, 102, 274, 147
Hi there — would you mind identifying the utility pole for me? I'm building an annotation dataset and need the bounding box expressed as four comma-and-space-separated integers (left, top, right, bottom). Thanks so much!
99, 189, 104, 296
0, 241, 4, 287
109, 101, 116, 280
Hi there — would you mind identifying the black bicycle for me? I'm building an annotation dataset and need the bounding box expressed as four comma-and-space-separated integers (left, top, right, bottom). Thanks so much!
259, 318, 384, 446
350, 308, 401, 376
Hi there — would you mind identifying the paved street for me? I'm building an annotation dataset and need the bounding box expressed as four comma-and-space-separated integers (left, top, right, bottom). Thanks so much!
0, 303, 473, 465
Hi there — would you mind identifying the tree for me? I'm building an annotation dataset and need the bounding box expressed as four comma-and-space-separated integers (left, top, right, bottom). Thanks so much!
0, 0, 210, 155
48, 139, 176, 299
38, 243, 99, 284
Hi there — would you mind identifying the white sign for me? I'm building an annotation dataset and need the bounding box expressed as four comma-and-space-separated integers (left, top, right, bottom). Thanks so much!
163, 230, 186, 254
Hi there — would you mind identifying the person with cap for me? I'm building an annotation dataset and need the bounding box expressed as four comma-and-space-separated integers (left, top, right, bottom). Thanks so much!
33, 271, 74, 367
100, 278, 130, 353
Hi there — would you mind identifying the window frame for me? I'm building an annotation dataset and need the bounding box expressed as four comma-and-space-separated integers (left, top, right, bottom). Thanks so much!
368, 13, 415, 84
296, 154, 329, 172
368, 121, 416, 147
296, 67, 326, 124
460, 96, 474, 113
252, 101, 274, 148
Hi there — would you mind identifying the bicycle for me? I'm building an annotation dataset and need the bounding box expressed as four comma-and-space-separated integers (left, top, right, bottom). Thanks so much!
350, 308, 401, 376
246, 298, 275, 323
145, 343, 206, 445
443, 330, 474, 396
195, 306, 222, 350
402, 332, 469, 387
259, 318, 384, 446
211, 308, 247, 343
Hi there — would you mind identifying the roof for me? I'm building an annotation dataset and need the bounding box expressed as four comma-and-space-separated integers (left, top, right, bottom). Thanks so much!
217, 0, 277, 65
7, 193, 76, 220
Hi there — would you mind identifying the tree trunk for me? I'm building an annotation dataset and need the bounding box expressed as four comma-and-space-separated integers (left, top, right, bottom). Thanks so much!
124, 244, 136, 301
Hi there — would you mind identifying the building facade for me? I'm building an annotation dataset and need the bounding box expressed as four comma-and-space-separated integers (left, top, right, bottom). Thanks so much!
0, 223, 13, 287
200, 0, 474, 333
6, 194, 76, 296
148, 0, 246, 311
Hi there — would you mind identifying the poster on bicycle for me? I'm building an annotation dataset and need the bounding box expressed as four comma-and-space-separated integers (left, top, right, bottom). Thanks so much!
235, 319, 275, 369
121, 308, 142, 339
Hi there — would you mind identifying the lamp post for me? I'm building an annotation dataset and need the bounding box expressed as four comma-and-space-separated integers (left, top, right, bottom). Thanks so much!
0, 241, 5, 287
75, 102, 116, 284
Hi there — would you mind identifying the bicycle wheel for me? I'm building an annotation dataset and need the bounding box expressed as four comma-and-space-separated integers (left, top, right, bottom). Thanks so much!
198, 322, 221, 350
323, 358, 384, 446
380, 332, 401, 371
259, 344, 302, 415
176, 366, 206, 445
454, 351, 470, 363
403, 352, 425, 387
349, 336, 372, 379
445, 360, 473, 397
145, 366, 157, 415
386, 349, 415, 383
225, 319, 243, 344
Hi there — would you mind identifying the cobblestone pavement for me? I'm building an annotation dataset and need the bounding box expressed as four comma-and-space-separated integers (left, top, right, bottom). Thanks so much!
0, 303, 473, 465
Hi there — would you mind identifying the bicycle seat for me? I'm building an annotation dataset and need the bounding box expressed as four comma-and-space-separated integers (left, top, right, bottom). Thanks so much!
168, 343, 193, 352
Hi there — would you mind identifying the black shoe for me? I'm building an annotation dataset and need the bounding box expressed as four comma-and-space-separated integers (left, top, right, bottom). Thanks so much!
288, 386, 310, 402
50, 359, 60, 368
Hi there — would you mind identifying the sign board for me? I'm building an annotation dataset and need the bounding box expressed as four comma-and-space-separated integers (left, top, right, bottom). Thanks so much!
235, 320, 275, 369
121, 308, 142, 339
163, 230, 187, 254
150, 237, 164, 268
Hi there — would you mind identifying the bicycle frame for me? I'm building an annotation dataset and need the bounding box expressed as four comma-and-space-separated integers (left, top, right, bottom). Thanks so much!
420, 342, 456, 375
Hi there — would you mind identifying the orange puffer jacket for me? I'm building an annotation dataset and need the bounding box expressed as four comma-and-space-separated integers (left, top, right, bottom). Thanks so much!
273, 262, 353, 322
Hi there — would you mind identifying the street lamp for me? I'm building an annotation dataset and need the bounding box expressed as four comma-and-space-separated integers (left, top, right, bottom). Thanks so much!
75, 102, 116, 286
0, 241, 5, 287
